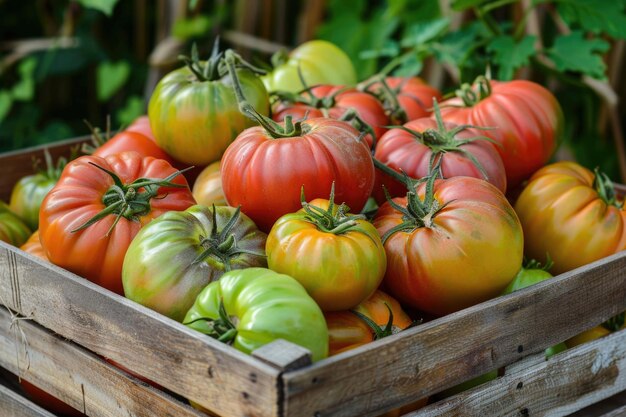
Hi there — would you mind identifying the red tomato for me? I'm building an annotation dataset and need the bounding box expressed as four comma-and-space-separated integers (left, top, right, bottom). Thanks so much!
438, 77, 562, 188
20, 230, 47, 261
325, 290, 412, 355
272, 85, 388, 148
372, 112, 506, 203
125, 115, 154, 140
39, 152, 196, 294
221, 117, 374, 232
92, 131, 175, 166
365, 76, 442, 124
21, 380, 84, 417
373, 173, 523, 316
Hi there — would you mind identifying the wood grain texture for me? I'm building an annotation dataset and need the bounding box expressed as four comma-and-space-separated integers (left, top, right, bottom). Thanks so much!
0, 243, 282, 417
0, 137, 88, 202
252, 339, 312, 371
409, 329, 626, 417
281, 252, 626, 417
0, 307, 209, 417
0, 384, 56, 417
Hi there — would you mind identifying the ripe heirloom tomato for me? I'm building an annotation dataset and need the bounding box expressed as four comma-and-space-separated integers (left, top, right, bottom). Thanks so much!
372, 102, 506, 203
0, 201, 31, 247
20, 230, 46, 260
221, 51, 374, 232
149, 44, 269, 165
39, 152, 195, 294
272, 85, 389, 148
261, 40, 356, 93
514, 161, 626, 275
123, 205, 267, 321
325, 290, 412, 356
373, 166, 523, 316
362, 76, 442, 124
439, 76, 562, 188
125, 115, 154, 140
184, 267, 329, 361
192, 161, 227, 206
266, 189, 386, 311
10, 152, 67, 230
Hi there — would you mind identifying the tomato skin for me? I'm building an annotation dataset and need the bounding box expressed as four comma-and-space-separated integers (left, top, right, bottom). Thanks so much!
439, 79, 563, 188
221, 118, 375, 232
123, 205, 267, 321
92, 130, 175, 166
372, 117, 506, 203
374, 177, 523, 316
39, 152, 195, 294
262, 40, 356, 93
0, 201, 31, 247
502, 267, 552, 294
125, 115, 154, 140
9, 172, 58, 230
192, 161, 227, 206
184, 267, 329, 361
368, 77, 442, 123
514, 161, 626, 275
272, 85, 389, 148
20, 230, 47, 260
325, 290, 411, 355
20, 380, 84, 417
149, 65, 269, 166
266, 199, 386, 311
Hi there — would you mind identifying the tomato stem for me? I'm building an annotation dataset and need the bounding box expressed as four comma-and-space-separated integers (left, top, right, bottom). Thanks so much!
350, 303, 396, 340
454, 75, 493, 107
184, 300, 239, 345
593, 168, 622, 208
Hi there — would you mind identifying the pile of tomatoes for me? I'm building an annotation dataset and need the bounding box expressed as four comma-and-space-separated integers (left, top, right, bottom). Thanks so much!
2, 39, 625, 414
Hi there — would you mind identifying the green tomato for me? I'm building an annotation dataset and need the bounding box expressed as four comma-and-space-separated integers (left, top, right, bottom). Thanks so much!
545, 342, 567, 358
262, 40, 357, 93
0, 201, 31, 247
502, 264, 553, 295
184, 267, 328, 361
149, 47, 269, 166
123, 205, 267, 322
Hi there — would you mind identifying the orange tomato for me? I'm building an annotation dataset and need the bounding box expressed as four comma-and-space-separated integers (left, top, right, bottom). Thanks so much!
565, 326, 611, 348
192, 161, 227, 206
20, 231, 46, 260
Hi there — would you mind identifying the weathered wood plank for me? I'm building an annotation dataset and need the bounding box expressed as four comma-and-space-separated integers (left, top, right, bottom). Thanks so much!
0, 307, 208, 417
281, 252, 626, 417
599, 404, 626, 417
0, 383, 57, 417
0, 137, 88, 202
409, 330, 626, 417
0, 243, 282, 417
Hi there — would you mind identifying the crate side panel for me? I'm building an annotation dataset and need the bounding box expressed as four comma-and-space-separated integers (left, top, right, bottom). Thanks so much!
282, 252, 626, 417
0, 244, 281, 417
0, 384, 57, 417
411, 330, 626, 417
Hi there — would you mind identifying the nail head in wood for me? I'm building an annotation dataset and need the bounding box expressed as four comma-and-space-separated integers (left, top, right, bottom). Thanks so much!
251, 339, 312, 371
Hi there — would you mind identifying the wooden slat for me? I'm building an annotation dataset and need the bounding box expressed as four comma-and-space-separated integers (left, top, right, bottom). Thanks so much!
0, 243, 282, 417
0, 137, 88, 202
599, 404, 626, 417
0, 384, 56, 417
281, 252, 626, 417
0, 307, 207, 417
409, 330, 626, 417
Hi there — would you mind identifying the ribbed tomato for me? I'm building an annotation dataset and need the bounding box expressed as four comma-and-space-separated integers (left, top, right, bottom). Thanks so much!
0, 201, 31, 247
438, 76, 562, 188
372, 105, 506, 203
39, 152, 195, 294
272, 85, 388, 148
20, 231, 46, 260
514, 161, 626, 274
192, 161, 227, 207
373, 167, 523, 316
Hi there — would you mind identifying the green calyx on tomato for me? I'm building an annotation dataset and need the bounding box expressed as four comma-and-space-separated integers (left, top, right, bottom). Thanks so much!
299, 184, 367, 235
184, 300, 239, 344
454, 75, 493, 107
374, 159, 444, 243
593, 168, 622, 208
193, 205, 266, 268
351, 303, 395, 341
225, 50, 307, 139
72, 162, 191, 235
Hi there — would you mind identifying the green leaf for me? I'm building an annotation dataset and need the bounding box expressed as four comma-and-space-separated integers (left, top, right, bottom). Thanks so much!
116, 95, 145, 126
11, 57, 37, 101
401, 18, 450, 48
172, 15, 212, 40
76, 0, 119, 16
431, 22, 483, 67
96, 60, 131, 101
0, 91, 13, 124
360, 40, 400, 59
393, 53, 423, 77
452, 0, 488, 11
557, 0, 626, 39
487, 35, 536, 80
547, 31, 610, 79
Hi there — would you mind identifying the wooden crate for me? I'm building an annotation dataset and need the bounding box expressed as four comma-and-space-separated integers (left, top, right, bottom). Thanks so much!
0, 139, 625, 417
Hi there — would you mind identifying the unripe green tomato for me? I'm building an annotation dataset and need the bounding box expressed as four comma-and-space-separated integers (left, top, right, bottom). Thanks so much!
262, 40, 356, 93
10, 172, 57, 230
0, 201, 31, 247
